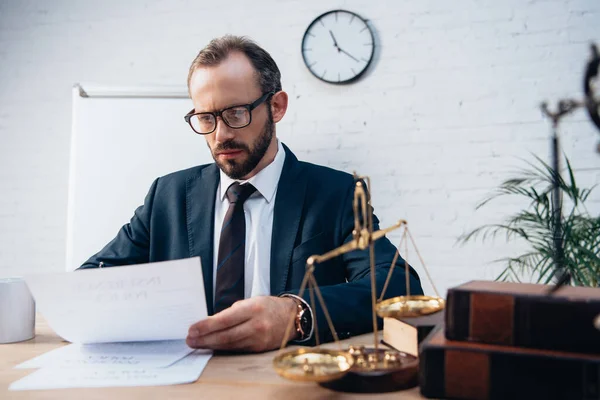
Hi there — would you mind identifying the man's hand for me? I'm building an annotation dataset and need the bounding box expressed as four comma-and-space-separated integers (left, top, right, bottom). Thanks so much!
186, 296, 298, 353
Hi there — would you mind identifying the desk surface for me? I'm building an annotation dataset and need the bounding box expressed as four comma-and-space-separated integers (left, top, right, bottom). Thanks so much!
0, 316, 426, 399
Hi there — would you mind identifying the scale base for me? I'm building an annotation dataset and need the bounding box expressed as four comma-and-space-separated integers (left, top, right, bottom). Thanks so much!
318, 346, 418, 393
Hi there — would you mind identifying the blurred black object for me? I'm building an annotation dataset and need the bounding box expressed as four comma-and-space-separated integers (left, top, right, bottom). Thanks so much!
584, 43, 600, 134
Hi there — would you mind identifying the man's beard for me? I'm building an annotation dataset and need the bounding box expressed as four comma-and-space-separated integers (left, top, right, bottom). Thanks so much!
209, 112, 274, 180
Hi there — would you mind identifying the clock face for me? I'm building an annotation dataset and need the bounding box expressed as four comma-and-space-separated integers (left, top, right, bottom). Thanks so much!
301, 10, 375, 84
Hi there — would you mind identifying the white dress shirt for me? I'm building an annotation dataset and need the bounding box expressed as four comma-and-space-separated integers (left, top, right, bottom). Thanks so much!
212, 139, 286, 300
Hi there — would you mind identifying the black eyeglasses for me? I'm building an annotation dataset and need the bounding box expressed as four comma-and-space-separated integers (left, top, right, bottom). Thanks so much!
184, 92, 274, 135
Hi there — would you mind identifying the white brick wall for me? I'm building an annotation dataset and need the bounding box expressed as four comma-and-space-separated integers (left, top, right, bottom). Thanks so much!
1, 0, 599, 297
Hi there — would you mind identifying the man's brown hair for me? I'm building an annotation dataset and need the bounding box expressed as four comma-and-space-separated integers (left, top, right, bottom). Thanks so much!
187, 35, 282, 95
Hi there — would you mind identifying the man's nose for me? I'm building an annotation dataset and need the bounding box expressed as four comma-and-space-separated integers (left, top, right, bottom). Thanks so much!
214, 117, 235, 143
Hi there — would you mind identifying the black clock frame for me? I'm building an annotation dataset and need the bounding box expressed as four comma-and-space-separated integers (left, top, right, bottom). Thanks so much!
301, 9, 375, 85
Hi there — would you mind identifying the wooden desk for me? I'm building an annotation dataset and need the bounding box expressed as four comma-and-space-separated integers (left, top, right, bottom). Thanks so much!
0, 316, 426, 399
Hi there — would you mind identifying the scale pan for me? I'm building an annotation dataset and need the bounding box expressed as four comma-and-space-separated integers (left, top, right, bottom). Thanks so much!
273, 348, 354, 382
376, 295, 445, 318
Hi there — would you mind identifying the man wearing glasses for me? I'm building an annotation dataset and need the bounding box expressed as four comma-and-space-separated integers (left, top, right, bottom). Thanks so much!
80, 35, 423, 352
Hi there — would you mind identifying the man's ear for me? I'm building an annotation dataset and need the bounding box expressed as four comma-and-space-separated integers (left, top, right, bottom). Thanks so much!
270, 91, 288, 123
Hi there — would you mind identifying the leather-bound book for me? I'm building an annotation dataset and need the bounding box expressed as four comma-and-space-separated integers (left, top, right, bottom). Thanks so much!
419, 327, 600, 400
445, 280, 600, 354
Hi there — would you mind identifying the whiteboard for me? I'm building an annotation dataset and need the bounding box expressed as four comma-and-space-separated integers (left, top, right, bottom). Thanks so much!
66, 85, 214, 271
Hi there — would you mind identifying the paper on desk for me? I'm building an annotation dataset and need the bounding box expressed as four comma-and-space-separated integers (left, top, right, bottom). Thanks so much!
23, 257, 207, 344
16, 340, 193, 369
9, 349, 213, 391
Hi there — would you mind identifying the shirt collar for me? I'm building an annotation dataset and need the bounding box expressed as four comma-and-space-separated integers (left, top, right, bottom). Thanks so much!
219, 139, 286, 204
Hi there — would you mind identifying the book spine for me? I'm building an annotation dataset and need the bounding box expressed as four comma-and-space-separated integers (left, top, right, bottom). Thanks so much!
445, 289, 600, 354
445, 287, 470, 341
419, 345, 600, 400
515, 297, 600, 354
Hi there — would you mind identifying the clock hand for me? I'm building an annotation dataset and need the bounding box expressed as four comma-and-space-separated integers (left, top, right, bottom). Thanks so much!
328, 29, 359, 62
338, 47, 359, 63
329, 30, 339, 49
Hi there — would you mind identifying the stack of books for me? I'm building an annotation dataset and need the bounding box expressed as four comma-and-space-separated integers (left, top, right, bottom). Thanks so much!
414, 280, 600, 400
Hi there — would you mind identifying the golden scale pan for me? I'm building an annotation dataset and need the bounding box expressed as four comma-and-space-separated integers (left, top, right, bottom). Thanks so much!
272, 175, 444, 392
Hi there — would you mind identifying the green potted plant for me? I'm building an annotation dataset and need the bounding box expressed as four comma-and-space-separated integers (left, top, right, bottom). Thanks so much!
458, 155, 600, 287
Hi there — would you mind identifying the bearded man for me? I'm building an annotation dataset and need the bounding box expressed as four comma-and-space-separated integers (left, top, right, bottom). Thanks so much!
79, 35, 423, 352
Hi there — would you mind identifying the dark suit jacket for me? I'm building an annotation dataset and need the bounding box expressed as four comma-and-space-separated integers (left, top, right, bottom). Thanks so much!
80, 144, 423, 344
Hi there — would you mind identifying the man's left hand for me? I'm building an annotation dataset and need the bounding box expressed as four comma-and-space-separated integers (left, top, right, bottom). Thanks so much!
186, 296, 298, 352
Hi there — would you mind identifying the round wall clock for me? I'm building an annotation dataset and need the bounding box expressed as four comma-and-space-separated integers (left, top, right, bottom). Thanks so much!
301, 10, 375, 84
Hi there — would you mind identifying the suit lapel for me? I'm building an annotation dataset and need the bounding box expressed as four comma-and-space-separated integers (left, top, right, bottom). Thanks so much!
186, 164, 219, 316
270, 144, 307, 295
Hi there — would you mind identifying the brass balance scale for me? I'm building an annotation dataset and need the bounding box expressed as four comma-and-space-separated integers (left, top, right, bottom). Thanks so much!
272, 175, 444, 392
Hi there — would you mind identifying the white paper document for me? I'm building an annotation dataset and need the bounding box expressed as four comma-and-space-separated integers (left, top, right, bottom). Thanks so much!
9, 349, 213, 391
12, 257, 212, 390
23, 257, 207, 344
16, 340, 194, 369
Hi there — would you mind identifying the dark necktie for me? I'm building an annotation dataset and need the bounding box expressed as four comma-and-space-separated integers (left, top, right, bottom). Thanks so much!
214, 182, 257, 313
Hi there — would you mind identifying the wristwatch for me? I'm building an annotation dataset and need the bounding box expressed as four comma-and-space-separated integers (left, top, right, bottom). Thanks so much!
292, 298, 312, 341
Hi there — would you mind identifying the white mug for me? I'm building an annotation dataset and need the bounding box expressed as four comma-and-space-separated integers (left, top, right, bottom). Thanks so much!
0, 278, 35, 344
